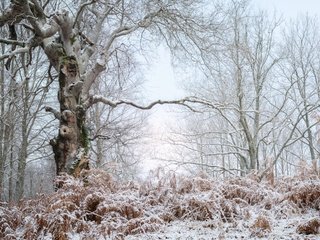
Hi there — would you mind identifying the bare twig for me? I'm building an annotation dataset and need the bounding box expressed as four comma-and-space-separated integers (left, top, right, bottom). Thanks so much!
157, 157, 240, 175
0, 38, 26, 47
73, 0, 97, 28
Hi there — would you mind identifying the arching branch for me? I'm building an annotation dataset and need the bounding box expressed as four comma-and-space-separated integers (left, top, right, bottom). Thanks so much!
83, 95, 206, 112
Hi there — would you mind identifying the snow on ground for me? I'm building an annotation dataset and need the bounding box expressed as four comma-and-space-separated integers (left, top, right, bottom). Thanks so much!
127, 210, 319, 240
1, 169, 320, 240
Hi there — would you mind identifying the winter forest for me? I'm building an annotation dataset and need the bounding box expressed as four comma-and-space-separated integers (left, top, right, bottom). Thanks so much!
1, 0, 320, 239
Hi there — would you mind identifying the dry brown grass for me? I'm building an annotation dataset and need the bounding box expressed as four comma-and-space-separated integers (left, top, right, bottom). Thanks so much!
222, 178, 270, 205
0, 169, 319, 239
285, 180, 320, 209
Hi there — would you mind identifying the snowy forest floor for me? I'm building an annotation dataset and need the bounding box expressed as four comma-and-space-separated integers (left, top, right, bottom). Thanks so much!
1, 168, 320, 240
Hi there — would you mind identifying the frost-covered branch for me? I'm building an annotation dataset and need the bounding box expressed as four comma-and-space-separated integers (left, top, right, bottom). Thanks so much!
259, 104, 320, 180
0, 46, 30, 61
82, 8, 163, 96
84, 95, 251, 113
84, 95, 200, 112
0, 38, 26, 47
73, 0, 98, 28
158, 157, 241, 175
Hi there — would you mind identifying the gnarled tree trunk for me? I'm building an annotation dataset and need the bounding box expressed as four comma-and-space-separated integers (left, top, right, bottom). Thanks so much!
49, 56, 89, 176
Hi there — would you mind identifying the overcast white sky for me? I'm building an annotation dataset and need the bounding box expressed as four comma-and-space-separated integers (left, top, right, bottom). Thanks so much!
255, 0, 320, 17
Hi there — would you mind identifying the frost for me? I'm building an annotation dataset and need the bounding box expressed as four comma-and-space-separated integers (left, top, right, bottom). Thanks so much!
0, 169, 320, 239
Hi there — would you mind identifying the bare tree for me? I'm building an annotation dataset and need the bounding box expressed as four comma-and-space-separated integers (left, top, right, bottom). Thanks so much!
176, 2, 283, 175
0, 23, 52, 201
167, 3, 320, 178
281, 15, 320, 163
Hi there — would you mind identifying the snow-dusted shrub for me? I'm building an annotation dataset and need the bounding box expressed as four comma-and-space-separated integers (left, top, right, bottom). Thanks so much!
273, 200, 300, 219
192, 177, 213, 192
54, 173, 84, 190
222, 178, 267, 205
286, 180, 320, 209
122, 216, 162, 235
183, 198, 214, 221
177, 177, 193, 194
0, 205, 21, 240
82, 192, 104, 221
250, 214, 271, 238
82, 169, 116, 191
219, 199, 239, 222
296, 218, 320, 235
2, 168, 320, 239
176, 175, 213, 194
159, 212, 176, 223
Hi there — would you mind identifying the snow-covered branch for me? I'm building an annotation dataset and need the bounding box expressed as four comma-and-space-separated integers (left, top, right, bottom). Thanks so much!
73, 0, 98, 28
81, 57, 106, 96
0, 38, 26, 47
84, 95, 200, 112
82, 8, 163, 96
82, 25, 140, 96
0, 47, 30, 61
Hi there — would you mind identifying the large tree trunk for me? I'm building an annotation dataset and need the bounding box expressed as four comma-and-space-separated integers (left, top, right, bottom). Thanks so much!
49, 56, 89, 176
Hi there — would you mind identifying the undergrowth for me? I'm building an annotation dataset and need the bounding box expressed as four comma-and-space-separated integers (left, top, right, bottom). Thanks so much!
0, 169, 319, 239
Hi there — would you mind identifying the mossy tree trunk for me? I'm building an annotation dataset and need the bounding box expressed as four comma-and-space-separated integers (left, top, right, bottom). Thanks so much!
49, 56, 89, 176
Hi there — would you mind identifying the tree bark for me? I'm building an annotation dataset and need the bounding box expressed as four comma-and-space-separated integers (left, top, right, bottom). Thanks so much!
49, 56, 89, 176
0, 47, 4, 199
15, 70, 29, 200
